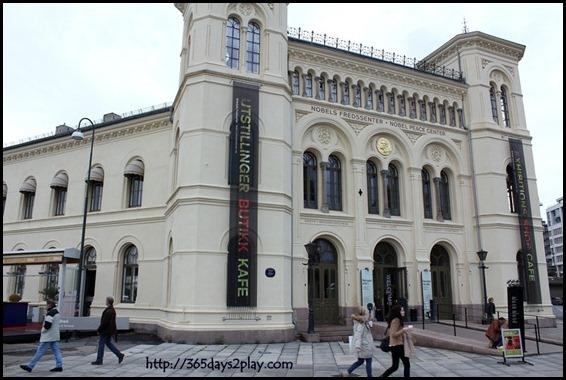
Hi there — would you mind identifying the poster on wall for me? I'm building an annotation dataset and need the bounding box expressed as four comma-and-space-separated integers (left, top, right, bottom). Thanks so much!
360, 268, 374, 310
421, 270, 433, 320
501, 328, 523, 358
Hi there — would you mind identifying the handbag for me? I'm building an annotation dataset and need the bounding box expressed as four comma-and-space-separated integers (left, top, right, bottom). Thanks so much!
379, 326, 390, 352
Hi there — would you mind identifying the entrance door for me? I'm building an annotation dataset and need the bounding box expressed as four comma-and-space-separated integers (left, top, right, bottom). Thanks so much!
373, 242, 407, 321
310, 239, 339, 325
430, 245, 453, 319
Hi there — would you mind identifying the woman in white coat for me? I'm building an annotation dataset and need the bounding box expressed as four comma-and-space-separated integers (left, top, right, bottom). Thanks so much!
342, 306, 374, 377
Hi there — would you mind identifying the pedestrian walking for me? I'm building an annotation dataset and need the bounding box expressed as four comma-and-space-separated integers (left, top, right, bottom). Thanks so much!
379, 304, 412, 377
486, 297, 496, 323
91, 296, 125, 365
341, 306, 374, 377
20, 299, 63, 373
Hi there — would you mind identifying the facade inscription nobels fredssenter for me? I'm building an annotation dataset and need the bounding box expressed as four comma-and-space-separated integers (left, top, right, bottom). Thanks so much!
309, 105, 447, 136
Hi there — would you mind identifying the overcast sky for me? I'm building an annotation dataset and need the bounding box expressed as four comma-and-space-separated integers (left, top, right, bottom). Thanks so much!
3, 3, 563, 215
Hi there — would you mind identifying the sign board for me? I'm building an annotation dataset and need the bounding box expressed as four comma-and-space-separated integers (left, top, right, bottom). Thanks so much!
421, 270, 433, 319
361, 269, 374, 307
59, 316, 130, 331
501, 328, 523, 358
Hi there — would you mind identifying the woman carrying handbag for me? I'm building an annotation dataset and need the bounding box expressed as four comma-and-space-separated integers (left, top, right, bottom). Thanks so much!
378, 304, 413, 377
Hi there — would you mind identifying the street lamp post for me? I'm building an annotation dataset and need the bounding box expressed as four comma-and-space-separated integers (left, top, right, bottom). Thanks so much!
71, 117, 96, 317
476, 250, 488, 324
304, 241, 320, 335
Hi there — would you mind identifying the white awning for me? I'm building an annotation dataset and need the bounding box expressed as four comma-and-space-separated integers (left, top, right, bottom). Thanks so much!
124, 159, 144, 177
50, 173, 69, 189
88, 166, 104, 182
19, 178, 37, 193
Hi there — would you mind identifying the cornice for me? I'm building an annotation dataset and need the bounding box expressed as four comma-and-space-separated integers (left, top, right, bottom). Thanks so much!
3, 119, 170, 164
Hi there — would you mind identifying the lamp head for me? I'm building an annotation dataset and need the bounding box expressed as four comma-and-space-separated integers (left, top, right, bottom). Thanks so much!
476, 250, 488, 261
71, 130, 85, 141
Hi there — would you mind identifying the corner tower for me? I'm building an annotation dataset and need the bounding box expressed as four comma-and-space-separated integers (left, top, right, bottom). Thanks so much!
166, 3, 294, 343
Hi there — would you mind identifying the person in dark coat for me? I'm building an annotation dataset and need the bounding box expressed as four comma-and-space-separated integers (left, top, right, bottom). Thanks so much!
485, 317, 507, 348
485, 297, 496, 323
91, 296, 125, 365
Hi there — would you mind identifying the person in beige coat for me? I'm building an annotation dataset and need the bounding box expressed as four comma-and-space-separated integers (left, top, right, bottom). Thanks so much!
379, 304, 412, 377
341, 306, 375, 377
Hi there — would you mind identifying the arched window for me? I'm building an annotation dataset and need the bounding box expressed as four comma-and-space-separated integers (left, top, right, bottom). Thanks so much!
422, 168, 433, 219
291, 71, 300, 95
506, 164, 517, 213
398, 95, 406, 116
316, 76, 326, 100
500, 87, 510, 127
366, 88, 374, 109
303, 152, 318, 209
19, 177, 36, 220
246, 22, 260, 73
387, 164, 400, 216
124, 159, 144, 208
88, 166, 104, 212
376, 90, 384, 112
353, 85, 361, 107
327, 155, 342, 211
304, 74, 313, 97
490, 85, 499, 123
329, 80, 337, 103
409, 97, 417, 119
387, 92, 395, 114
50, 172, 68, 216
439, 104, 446, 125
440, 170, 451, 220
122, 245, 139, 303
367, 161, 379, 214
226, 17, 240, 69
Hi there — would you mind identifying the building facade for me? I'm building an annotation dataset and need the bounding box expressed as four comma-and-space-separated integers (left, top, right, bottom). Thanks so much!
3, 3, 555, 343
545, 197, 564, 278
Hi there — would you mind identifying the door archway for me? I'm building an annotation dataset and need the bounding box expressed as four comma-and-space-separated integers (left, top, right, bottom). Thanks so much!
430, 244, 453, 318
310, 239, 339, 325
373, 242, 407, 321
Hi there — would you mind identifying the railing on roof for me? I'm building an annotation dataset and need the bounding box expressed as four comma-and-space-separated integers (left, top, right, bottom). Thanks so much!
287, 27, 463, 81
3, 102, 172, 148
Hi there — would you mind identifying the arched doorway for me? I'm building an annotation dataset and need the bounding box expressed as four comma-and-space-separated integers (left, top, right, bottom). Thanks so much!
373, 242, 408, 321
430, 245, 453, 318
83, 246, 97, 316
310, 239, 339, 325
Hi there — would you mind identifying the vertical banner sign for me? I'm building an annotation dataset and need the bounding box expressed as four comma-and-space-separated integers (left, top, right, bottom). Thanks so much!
227, 82, 259, 307
509, 138, 541, 304
421, 270, 433, 320
360, 269, 374, 309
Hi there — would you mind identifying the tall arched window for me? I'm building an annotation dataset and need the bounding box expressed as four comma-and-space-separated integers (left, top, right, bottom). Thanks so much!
303, 152, 318, 209
327, 155, 342, 211
19, 177, 36, 220
226, 17, 240, 69
329, 80, 337, 103
387, 164, 400, 216
490, 85, 499, 123
291, 71, 300, 95
506, 164, 517, 213
304, 74, 313, 97
316, 76, 326, 100
422, 168, 433, 219
125, 159, 144, 208
88, 167, 104, 212
246, 22, 260, 73
367, 161, 379, 214
122, 245, 139, 303
440, 170, 451, 220
50, 172, 68, 216
500, 87, 510, 127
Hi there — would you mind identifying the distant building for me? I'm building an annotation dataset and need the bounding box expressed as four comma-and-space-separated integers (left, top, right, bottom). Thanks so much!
3, 3, 556, 344
545, 197, 564, 278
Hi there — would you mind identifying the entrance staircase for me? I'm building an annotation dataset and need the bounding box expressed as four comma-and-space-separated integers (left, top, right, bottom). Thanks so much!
314, 324, 354, 342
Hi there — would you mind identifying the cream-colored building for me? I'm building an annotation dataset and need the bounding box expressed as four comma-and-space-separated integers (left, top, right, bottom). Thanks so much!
3, 3, 555, 343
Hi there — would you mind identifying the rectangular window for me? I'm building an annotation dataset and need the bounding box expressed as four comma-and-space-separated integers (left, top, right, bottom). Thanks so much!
398, 95, 406, 116
23, 192, 35, 219
430, 103, 437, 123
89, 182, 103, 212
366, 89, 373, 109
342, 83, 350, 105
377, 90, 384, 112
329, 80, 337, 103
128, 176, 143, 208
54, 187, 67, 216
291, 72, 300, 95
317, 77, 325, 100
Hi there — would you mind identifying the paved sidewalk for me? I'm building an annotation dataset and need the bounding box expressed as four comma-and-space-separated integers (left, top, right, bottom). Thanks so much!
3, 326, 563, 377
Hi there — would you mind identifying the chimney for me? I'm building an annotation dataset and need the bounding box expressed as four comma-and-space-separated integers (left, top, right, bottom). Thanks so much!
55, 124, 73, 135
103, 112, 122, 122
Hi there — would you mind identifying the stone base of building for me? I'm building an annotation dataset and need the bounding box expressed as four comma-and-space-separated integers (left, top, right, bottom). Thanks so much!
131, 322, 297, 344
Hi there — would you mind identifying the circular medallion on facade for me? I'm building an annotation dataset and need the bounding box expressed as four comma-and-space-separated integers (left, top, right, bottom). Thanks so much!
377, 137, 393, 156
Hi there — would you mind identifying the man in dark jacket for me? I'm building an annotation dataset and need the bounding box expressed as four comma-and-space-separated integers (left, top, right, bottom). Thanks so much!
20, 299, 63, 372
91, 296, 125, 365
